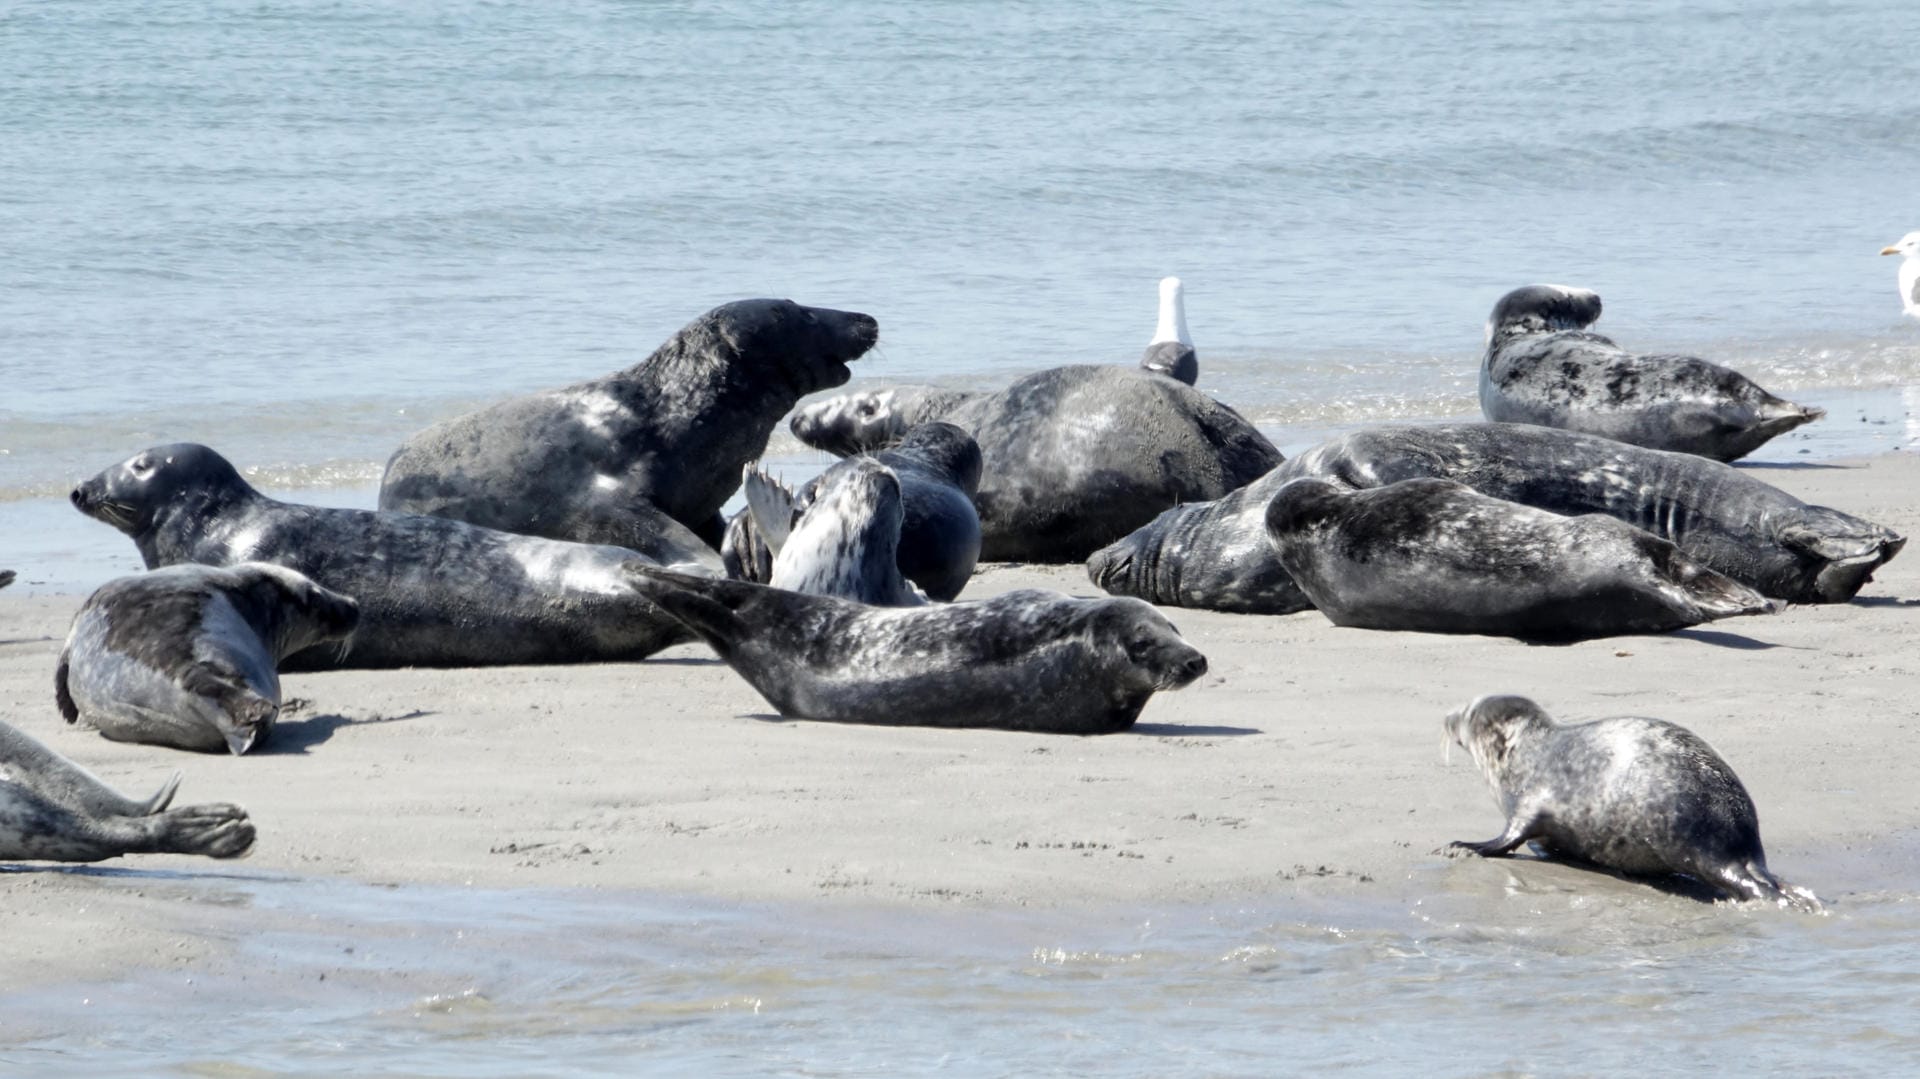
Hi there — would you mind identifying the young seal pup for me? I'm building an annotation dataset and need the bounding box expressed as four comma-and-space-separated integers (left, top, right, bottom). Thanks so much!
1481, 284, 1822, 462
380, 298, 879, 549
57, 563, 360, 755
1264, 478, 1773, 641
0, 719, 254, 862
623, 566, 1208, 734
1444, 694, 1821, 912
737, 458, 927, 606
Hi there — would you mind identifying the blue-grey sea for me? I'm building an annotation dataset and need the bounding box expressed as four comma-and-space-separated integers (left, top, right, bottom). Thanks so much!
4, 1, 1920, 1074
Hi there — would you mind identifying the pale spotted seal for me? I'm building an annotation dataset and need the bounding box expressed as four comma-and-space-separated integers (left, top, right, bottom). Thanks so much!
72, 443, 704, 669
1265, 478, 1773, 641
380, 298, 879, 549
1481, 284, 1822, 461
624, 566, 1208, 734
0, 719, 254, 862
56, 563, 360, 754
1444, 694, 1821, 911
737, 457, 926, 606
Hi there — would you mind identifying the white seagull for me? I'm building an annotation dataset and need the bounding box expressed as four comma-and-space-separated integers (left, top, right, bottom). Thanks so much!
1880, 231, 1920, 319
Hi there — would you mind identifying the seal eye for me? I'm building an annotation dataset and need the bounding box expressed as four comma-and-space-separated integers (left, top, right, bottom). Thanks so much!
129, 457, 154, 478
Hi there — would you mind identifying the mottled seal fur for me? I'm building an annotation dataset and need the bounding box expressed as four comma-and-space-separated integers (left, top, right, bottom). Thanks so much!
1090, 422, 1902, 610
0, 719, 254, 862
721, 421, 982, 601
380, 298, 879, 549
791, 365, 1281, 562
1266, 478, 1773, 641
1444, 694, 1821, 911
1140, 276, 1197, 385
736, 458, 926, 606
56, 563, 360, 754
72, 443, 703, 670
1481, 284, 1823, 462
624, 566, 1209, 734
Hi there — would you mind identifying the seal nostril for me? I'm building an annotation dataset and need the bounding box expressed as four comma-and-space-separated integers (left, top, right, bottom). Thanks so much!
69, 487, 85, 508
1184, 655, 1208, 677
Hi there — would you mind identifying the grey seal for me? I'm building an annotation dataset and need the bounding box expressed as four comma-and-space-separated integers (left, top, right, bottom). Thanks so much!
0, 719, 254, 862
0, 570, 13, 589
56, 563, 361, 754
1444, 694, 1821, 911
1140, 276, 1197, 385
736, 457, 926, 606
1481, 284, 1823, 461
72, 443, 704, 670
1266, 478, 1772, 641
623, 566, 1209, 734
380, 298, 880, 549
1089, 422, 1902, 610
721, 421, 983, 601
791, 365, 1282, 562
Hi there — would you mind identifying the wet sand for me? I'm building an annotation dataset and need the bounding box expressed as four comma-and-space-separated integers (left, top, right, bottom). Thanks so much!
1, 451, 1916, 995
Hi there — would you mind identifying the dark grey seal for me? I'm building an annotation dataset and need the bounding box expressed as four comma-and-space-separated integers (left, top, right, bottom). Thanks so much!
1139, 276, 1198, 385
721, 421, 982, 601
1481, 284, 1823, 461
56, 563, 360, 754
0, 719, 254, 862
624, 566, 1209, 734
0, 570, 13, 589
1089, 422, 1902, 610
380, 298, 880, 549
1444, 694, 1821, 911
72, 443, 704, 670
735, 457, 926, 606
1266, 479, 1772, 641
790, 365, 1281, 562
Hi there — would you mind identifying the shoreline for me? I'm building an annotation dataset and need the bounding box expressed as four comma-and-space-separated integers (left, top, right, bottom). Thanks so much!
3, 449, 1918, 997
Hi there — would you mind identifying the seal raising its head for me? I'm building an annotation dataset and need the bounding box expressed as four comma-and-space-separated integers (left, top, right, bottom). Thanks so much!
1481, 284, 1823, 462
739, 458, 926, 606
625, 566, 1207, 734
0, 718, 254, 862
380, 298, 880, 549
1444, 695, 1820, 912
56, 563, 360, 755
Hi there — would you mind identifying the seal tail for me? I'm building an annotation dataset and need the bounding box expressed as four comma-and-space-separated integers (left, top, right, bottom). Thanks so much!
1663, 548, 1776, 621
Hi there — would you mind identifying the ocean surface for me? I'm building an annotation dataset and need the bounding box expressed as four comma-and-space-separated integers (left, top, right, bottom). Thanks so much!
4, 0, 1920, 1071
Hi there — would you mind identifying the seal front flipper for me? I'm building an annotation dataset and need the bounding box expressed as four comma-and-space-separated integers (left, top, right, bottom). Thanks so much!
1447, 816, 1541, 858
179, 661, 280, 756
741, 462, 796, 555
622, 563, 753, 658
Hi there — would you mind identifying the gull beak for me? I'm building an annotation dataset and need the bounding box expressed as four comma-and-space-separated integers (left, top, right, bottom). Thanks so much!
1883, 246, 1901, 256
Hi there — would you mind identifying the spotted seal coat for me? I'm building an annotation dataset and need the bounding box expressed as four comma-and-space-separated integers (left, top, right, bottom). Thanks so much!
737, 458, 926, 606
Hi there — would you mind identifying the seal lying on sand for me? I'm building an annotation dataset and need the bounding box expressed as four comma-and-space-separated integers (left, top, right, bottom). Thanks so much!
721, 421, 982, 601
1089, 423, 1901, 610
1266, 479, 1773, 641
73, 443, 704, 670
1140, 276, 1197, 385
57, 563, 360, 754
1444, 694, 1821, 911
380, 298, 880, 549
0, 570, 14, 589
1481, 284, 1822, 461
624, 566, 1208, 734
0, 719, 254, 861
736, 458, 927, 606
791, 365, 1281, 562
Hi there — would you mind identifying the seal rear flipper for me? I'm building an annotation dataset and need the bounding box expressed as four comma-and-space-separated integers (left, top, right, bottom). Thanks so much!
1779, 518, 1906, 602
741, 462, 796, 555
620, 562, 753, 658
146, 802, 257, 859
179, 662, 280, 756
54, 653, 78, 724
1720, 860, 1824, 914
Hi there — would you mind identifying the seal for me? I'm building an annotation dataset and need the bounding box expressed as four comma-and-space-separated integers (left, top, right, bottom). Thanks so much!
0, 718, 254, 862
791, 365, 1282, 562
380, 298, 880, 549
71, 443, 708, 670
1443, 694, 1821, 911
1140, 276, 1197, 385
736, 458, 926, 606
1266, 478, 1773, 641
721, 421, 982, 601
0, 570, 13, 589
55, 563, 361, 754
1089, 422, 1902, 610
1481, 284, 1823, 461
623, 565, 1209, 734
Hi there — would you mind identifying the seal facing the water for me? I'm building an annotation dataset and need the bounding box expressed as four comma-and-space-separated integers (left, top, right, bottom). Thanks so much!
1265, 478, 1773, 641
624, 566, 1209, 734
72, 443, 708, 670
1481, 284, 1823, 461
56, 563, 360, 754
1443, 694, 1821, 911
380, 298, 880, 549
0, 718, 254, 862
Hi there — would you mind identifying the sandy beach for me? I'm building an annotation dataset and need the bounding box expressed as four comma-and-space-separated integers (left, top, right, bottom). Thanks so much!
2, 451, 1917, 1004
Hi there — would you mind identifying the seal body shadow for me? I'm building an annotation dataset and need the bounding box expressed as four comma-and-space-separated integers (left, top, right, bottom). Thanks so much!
624, 566, 1208, 734
0, 719, 254, 861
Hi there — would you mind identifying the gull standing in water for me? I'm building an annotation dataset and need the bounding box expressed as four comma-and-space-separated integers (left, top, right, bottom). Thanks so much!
1880, 232, 1920, 319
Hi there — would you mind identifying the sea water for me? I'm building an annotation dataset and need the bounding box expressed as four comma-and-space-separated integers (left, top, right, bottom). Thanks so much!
3, 1, 1919, 1071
